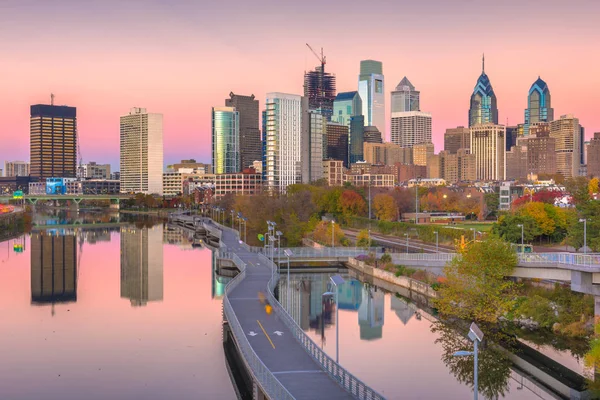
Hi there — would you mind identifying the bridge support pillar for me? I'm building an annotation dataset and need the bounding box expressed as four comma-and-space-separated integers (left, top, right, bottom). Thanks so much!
571, 270, 594, 295
252, 381, 266, 400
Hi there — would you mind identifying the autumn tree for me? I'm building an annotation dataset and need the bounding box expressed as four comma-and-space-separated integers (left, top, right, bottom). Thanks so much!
312, 220, 346, 246
589, 177, 599, 195
435, 237, 518, 323
356, 229, 372, 248
373, 193, 397, 221
339, 190, 367, 218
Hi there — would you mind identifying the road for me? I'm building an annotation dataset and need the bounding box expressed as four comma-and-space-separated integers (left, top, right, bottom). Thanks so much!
343, 228, 453, 253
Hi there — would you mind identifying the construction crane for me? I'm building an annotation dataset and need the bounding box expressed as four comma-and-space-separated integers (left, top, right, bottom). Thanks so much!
305, 43, 327, 109
306, 43, 326, 73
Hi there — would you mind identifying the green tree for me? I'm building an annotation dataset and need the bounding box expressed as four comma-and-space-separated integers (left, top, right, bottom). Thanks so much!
565, 176, 591, 204
484, 193, 499, 219
373, 193, 397, 221
435, 237, 519, 323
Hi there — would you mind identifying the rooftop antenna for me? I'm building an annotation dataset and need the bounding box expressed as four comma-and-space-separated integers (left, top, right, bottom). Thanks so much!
51, 93, 55, 106
482, 53, 485, 73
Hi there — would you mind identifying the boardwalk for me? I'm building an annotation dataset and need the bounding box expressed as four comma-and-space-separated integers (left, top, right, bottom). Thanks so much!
217, 222, 355, 399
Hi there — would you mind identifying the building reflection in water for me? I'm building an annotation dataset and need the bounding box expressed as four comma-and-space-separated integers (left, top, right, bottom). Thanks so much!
358, 285, 385, 340
212, 251, 230, 299
390, 296, 416, 325
120, 225, 164, 307
30, 230, 78, 311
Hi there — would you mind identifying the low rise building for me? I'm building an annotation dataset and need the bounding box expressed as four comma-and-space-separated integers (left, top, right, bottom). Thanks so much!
407, 178, 446, 188
323, 160, 345, 186
163, 172, 183, 197
346, 173, 395, 188
81, 179, 120, 194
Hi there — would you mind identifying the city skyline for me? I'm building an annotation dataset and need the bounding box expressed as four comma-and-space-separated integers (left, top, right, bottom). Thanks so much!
2, 0, 600, 169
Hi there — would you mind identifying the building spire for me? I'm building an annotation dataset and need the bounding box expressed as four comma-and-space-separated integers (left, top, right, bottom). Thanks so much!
482, 53, 485, 73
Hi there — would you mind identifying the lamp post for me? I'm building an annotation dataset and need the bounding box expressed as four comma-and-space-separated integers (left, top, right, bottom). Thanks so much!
331, 220, 335, 247
368, 178, 371, 220
322, 274, 345, 363
580, 218, 587, 256
276, 231, 282, 271
434, 231, 439, 253
470, 228, 476, 242
243, 217, 247, 243
404, 233, 409, 254
230, 210, 235, 228
414, 178, 420, 224
517, 224, 524, 247
452, 322, 484, 400
284, 249, 293, 311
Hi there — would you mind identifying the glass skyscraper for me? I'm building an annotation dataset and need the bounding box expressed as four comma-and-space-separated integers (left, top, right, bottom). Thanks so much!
524, 77, 554, 136
332, 91, 362, 126
358, 60, 385, 139
211, 106, 240, 174
468, 55, 498, 127
349, 115, 365, 164
391, 77, 420, 113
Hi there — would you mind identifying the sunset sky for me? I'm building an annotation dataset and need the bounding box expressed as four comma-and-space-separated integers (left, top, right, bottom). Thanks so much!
1, 0, 599, 169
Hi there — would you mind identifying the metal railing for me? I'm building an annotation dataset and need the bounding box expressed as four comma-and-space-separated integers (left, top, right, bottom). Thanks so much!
259, 253, 386, 400
220, 251, 294, 400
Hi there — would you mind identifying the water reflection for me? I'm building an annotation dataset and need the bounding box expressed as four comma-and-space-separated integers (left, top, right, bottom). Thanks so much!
120, 225, 164, 306
358, 285, 385, 340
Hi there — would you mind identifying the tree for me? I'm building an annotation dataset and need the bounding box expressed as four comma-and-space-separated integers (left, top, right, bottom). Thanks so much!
589, 177, 599, 195
565, 176, 590, 204
484, 193, 499, 219
356, 229, 372, 248
373, 193, 397, 221
339, 190, 367, 218
312, 220, 346, 246
435, 237, 518, 323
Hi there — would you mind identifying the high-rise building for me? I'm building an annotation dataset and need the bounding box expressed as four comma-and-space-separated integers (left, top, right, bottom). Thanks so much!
304, 66, 336, 120
412, 142, 434, 167
468, 55, 498, 127
391, 77, 420, 113
390, 111, 432, 148
120, 107, 163, 195
212, 106, 240, 174
264, 93, 305, 193
358, 60, 385, 139
506, 141, 528, 180
505, 126, 520, 151
470, 124, 506, 181
349, 115, 365, 164
527, 123, 556, 176
363, 126, 383, 144
550, 114, 582, 179
30, 104, 77, 179
4, 161, 30, 177
332, 91, 362, 126
120, 225, 163, 307
77, 161, 110, 179
444, 127, 470, 154
524, 77, 554, 136
225, 93, 261, 169
457, 149, 476, 182
426, 154, 441, 179
363, 143, 411, 166
302, 111, 324, 183
325, 123, 349, 167
587, 132, 600, 178
30, 232, 77, 304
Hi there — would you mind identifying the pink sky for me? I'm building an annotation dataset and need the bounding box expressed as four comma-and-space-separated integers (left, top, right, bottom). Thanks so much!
1, 0, 599, 169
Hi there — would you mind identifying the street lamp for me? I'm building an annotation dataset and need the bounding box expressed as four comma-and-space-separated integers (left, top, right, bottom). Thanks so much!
322, 274, 345, 363
470, 228, 476, 242
276, 231, 282, 270
414, 177, 421, 225
434, 231, 439, 253
404, 233, 409, 254
452, 322, 484, 400
331, 220, 335, 247
517, 224, 524, 247
580, 218, 587, 256
284, 249, 293, 311
230, 210, 235, 228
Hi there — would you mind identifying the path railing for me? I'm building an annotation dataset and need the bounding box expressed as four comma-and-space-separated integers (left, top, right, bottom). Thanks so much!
220, 250, 294, 400
259, 253, 386, 400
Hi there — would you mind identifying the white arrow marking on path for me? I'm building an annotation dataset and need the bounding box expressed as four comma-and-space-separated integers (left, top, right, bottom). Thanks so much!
273, 331, 283, 336
248, 331, 258, 337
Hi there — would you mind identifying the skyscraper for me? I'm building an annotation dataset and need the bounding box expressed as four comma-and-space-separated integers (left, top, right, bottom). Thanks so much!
301, 111, 324, 184
390, 111, 432, 148
470, 124, 506, 181
363, 126, 383, 144
212, 106, 240, 174
391, 77, 420, 113
264, 93, 305, 193
325, 122, 349, 167
304, 66, 336, 120
587, 132, 600, 178
527, 123, 556, 176
225, 93, 261, 169
524, 77, 554, 136
358, 60, 385, 139
30, 103, 77, 179
444, 127, 470, 154
468, 55, 498, 127
550, 114, 582, 179
349, 115, 365, 164
332, 91, 362, 126
120, 108, 164, 195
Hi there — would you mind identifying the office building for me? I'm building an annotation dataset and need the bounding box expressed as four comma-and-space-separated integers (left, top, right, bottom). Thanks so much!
524, 77, 554, 136
412, 142, 434, 167
427, 154, 441, 179
468, 55, 498, 127
304, 66, 336, 120
349, 115, 365, 164
358, 60, 385, 139
120, 107, 163, 195
302, 111, 324, 183
325, 123, 349, 167
506, 141, 528, 180
444, 127, 470, 154
364, 142, 411, 166
212, 106, 240, 174
120, 225, 163, 306
346, 173, 395, 188
391, 111, 432, 148
363, 126, 382, 144
30, 103, 77, 179
81, 179, 120, 195
587, 133, 600, 178
550, 114, 582, 179
30, 232, 77, 304
264, 93, 305, 193
396, 163, 427, 182
527, 124, 556, 175
391, 77, 419, 113
4, 161, 30, 177
470, 124, 506, 181
163, 172, 183, 197
323, 160, 345, 186
505, 126, 520, 151
457, 149, 476, 182
77, 161, 110, 179
332, 91, 362, 126
226, 93, 261, 169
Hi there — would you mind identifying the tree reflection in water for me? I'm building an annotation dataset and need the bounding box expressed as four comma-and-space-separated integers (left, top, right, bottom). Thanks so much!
431, 320, 513, 399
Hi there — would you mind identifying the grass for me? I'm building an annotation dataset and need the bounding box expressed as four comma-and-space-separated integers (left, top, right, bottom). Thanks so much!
433, 222, 495, 232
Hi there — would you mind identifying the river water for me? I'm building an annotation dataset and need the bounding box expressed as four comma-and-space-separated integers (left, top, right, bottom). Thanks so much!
0, 213, 589, 400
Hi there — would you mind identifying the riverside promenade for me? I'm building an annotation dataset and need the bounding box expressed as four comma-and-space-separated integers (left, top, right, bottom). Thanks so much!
172, 214, 384, 400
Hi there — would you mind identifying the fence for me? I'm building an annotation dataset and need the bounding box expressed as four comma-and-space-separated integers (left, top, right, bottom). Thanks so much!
259, 253, 386, 400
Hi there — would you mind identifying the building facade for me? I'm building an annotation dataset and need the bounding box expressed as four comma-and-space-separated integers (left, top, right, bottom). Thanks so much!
444, 127, 470, 154
390, 111, 432, 148
587, 132, 600, 178
120, 107, 164, 195
550, 114, 582, 179
358, 60, 385, 139
527, 124, 556, 175
346, 173, 395, 188
412, 142, 434, 167
304, 66, 336, 120
78, 161, 110, 179
506, 141, 528, 180
470, 124, 506, 181
325, 123, 349, 167
225, 93, 261, 170
391, 77, 419, 113
323, 160, 345, 186
301, 111, 324, 183
349, 115, 365, 164
30, 104, 77, 179
264, 93, 305, 193
468, 56, 498, 127
163, 172, 183, 197
524, 77, 554, 136
332, 91, 362, 126
364, 143, 411, 166
212, 106, 240, 174
4, 161, 30, 177
363, 126, 382, 144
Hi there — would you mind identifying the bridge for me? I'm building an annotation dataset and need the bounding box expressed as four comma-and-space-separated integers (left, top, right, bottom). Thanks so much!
21, 193, 135, 209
